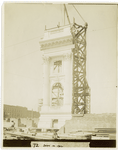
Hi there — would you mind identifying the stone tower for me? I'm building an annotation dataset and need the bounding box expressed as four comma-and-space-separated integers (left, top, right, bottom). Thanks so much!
38, 25, 74, 129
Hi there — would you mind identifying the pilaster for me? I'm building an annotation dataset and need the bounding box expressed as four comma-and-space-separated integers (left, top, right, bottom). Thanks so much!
42, 55, 50, 106
64, 52, 72, 105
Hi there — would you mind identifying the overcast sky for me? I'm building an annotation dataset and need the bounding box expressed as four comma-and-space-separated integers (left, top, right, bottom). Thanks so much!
3, 3, 117, 112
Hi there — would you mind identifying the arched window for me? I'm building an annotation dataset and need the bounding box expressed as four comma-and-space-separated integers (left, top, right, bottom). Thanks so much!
52, 82, 64, 107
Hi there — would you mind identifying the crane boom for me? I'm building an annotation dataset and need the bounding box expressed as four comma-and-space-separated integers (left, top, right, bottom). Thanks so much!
64, 4, 70, 25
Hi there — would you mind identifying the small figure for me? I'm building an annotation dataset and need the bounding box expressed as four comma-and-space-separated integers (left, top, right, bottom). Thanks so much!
52, 130, 59, 139
11, 120, 15, 129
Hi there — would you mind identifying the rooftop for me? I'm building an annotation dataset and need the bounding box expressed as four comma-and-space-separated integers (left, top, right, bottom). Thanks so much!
40, 24, 72, 42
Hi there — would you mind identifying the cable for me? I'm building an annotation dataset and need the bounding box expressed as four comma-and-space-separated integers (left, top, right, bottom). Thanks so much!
88, 26, 116, 33
4, 35, 44, 48
4, 26, 116, 64
4, 49, 40, 63
5, 72, 41, 81
72, 5, 86, 23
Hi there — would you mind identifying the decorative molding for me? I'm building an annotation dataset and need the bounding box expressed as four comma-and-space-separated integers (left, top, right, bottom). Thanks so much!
63, 52, 72, 61
50, 29, 63, 34
50, 76, 65, 86
40, 36, 73, 50
42, 55, 50, 64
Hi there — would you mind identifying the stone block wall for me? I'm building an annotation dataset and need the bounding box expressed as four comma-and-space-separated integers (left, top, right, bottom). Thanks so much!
59, 113, 116, 133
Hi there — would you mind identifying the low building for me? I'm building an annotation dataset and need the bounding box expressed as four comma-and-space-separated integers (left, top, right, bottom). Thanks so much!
3, 104, 40, 127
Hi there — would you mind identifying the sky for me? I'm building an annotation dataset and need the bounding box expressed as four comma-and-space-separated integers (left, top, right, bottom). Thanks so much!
3, 3, 117, 112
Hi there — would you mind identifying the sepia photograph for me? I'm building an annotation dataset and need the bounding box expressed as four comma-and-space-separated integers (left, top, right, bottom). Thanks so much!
2, 2, 117, 148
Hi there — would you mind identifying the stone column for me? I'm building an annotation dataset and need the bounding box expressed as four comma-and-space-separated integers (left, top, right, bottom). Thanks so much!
42, 55, 50, 106
64, 53, 72, 105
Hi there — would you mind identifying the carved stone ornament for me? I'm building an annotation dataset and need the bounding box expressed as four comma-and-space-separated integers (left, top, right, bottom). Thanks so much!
42, 55, 50, 64
40, 37, 73, 50
63, 52, 72, 61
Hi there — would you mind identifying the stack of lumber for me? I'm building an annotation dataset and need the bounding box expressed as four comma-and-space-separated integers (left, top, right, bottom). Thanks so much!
92, 128, 116, 140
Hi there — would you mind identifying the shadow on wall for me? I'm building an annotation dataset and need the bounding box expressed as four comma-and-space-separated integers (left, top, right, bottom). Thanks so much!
18, 118, 26, 127
18, 118, 39, 128
4, 118, 39, 128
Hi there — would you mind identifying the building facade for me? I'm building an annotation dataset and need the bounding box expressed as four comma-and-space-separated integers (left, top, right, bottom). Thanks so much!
4, 104, 40, 119
38, 25, 75, 129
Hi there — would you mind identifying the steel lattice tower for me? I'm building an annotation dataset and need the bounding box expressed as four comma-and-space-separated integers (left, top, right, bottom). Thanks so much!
71, 23, 90, 114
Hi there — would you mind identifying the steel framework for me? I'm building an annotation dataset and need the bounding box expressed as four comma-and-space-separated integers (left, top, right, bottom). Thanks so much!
52, 82, 64, 107
71, 23, 90, 114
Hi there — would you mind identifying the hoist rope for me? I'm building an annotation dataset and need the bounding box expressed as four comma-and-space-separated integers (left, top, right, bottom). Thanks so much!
72, 5, 86, 23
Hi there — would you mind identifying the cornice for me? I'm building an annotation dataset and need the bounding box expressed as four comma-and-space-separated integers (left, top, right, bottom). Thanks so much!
40, 35, 73, 50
